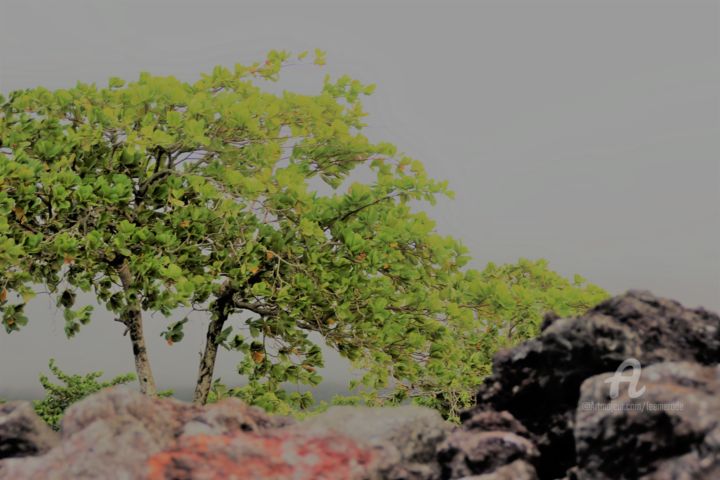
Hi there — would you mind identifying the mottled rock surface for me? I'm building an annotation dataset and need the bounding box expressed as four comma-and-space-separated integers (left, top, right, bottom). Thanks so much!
0, 387, 292, 479
438, 429, 539, 479
146, 430, 377, 480
0, 402, 58, 459
462, 459, 538, 480
0, 388, 451, 480
298, 405, 451, 479
574, 361, 720, 480
463, 290, 720, 478
461, 410, 530, 438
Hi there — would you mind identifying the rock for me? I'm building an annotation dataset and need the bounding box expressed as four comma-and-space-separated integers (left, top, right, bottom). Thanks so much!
296, 405, 452, 479
60, 386, 190, 441
179, 397, 293, 438
438, 410, 537, 478
59, 386, 288, 440
438, 429, 539, 479
0, 388, 448, 480
462, 410, 530, 438
146, 430, 378, 480
1, 414, 171, 479
0, 387, 290, 479
463, 290, 720, 478
460, 459, 538, 480
150, 405, 449, 480
0, 388, 187, 479
0, 402, 58, 459
574, 361, 720, 480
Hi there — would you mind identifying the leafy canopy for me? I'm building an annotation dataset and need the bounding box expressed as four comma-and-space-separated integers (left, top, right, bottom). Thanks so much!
0, 50, 608, 418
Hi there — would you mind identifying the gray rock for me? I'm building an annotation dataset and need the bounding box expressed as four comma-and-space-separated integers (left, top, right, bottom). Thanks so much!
0, 402, 58, 459
463, 290, 720, 478
574, 361, 720, 480
462, 410, 530, 438
296, 405, 452, 480
0, 387, 288, 479
438, 410, 538, 478
179, 397, 293, 438
1, 416, 166, 479
1, 388, 445, 480
438, 430, 539, 478
459, 460, 538, 480
60, 386, 186, 441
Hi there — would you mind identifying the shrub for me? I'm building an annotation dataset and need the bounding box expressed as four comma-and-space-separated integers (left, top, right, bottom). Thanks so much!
33, 359, 135, 429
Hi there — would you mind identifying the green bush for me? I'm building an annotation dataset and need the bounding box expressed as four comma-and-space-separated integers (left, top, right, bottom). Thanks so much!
33, 359, 135, 430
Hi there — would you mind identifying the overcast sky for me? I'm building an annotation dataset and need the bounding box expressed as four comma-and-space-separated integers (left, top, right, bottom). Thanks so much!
1, 0, 718, 400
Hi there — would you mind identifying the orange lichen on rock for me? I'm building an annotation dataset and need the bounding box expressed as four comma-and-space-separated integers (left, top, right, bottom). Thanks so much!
147, 430, 377, 480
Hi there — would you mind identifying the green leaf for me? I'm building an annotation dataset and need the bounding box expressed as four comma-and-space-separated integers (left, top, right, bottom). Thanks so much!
108, 77, 125, 88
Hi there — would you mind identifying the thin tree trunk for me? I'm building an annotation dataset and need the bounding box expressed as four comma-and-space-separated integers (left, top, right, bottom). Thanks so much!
118, 260, 158, 396
192, 310, 228, 405
193, 291, 232, 405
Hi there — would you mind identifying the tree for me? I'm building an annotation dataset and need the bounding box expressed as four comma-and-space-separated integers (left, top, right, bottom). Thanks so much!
0, 50, 607, 418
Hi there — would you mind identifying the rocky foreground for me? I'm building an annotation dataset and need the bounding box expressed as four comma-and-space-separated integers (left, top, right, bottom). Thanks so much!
1, 291, 718, 479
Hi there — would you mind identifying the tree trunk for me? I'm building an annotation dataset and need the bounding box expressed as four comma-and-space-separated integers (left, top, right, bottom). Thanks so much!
118, 260, 158, 396
193, 292, 231, 405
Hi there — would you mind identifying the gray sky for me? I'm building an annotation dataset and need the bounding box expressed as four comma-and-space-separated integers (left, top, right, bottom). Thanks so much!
1, 0, 718, 400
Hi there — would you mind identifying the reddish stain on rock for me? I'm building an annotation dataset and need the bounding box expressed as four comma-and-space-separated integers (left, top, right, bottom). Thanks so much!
147, 430, 377, 480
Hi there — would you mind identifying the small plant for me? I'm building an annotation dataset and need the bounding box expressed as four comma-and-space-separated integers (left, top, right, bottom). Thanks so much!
33, 359, 135, 430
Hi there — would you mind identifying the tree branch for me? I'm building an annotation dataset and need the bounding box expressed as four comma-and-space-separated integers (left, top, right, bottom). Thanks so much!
323, 193, 400, 229
231, 299, 278, 317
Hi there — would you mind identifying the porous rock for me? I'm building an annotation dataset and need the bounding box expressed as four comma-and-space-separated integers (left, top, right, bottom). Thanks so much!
0, 401, 59, 459
463, 290, 720, 478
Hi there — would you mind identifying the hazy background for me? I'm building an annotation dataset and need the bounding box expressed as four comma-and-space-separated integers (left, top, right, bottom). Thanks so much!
1, 0, 718, 400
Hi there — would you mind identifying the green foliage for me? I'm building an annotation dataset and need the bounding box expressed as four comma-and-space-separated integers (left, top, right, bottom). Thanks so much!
0, 50, 609, 420
33, 359, 135, 430
206, 378, 362, 421
206, 377, 315, 415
